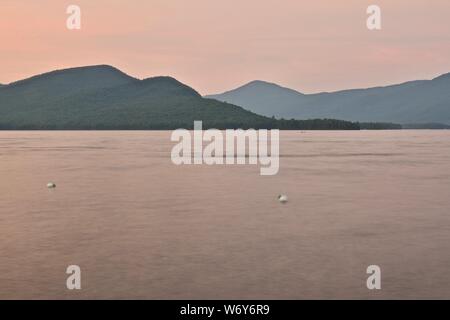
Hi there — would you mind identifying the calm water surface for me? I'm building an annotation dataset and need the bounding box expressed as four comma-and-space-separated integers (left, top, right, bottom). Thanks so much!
0, 130, 450, 299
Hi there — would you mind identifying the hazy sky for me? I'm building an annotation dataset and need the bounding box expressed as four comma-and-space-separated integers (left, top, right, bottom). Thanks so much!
1, 0, 449, 94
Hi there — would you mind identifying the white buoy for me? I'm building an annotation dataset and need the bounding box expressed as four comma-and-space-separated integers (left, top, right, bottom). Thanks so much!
278, 194, 288, 204
47, 182, 56, 189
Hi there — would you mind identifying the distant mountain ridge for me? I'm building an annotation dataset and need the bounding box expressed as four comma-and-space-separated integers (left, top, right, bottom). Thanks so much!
206, 73, 450, 125
0, 65, 360, 130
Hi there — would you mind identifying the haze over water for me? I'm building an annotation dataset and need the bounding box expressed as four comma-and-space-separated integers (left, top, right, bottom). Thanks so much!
1, 130, 449, 299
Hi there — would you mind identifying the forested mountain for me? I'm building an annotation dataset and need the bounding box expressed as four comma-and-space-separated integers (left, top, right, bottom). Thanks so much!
0, 65, 360, 130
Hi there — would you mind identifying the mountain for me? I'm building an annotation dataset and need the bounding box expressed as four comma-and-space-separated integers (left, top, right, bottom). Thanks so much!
206, 73, 450, 125
0, 65, 359, 130
207, 81, 306, 119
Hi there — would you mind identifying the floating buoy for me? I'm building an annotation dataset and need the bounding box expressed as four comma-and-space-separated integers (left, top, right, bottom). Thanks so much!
47, 182, 56, 189
278, 194, 288, 204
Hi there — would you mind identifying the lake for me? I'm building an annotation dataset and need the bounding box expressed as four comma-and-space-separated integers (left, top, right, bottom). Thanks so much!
0, 130, 449, 299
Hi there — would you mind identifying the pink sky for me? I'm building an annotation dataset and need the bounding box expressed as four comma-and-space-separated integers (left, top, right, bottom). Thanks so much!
1, 0, 449, 94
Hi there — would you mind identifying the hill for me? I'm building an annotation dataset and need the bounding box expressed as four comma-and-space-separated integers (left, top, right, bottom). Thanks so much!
206, 74, 450, 125
0, 65, 359, 130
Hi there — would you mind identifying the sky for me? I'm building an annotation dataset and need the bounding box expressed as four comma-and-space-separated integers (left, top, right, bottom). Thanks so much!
0, 0, 449, 95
